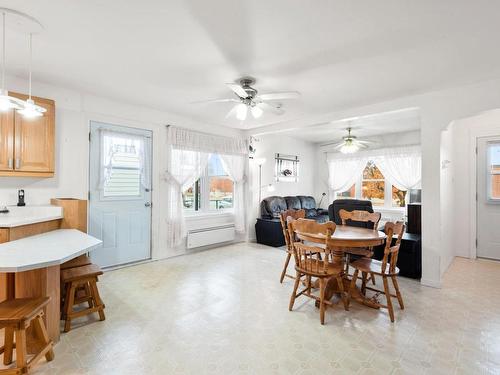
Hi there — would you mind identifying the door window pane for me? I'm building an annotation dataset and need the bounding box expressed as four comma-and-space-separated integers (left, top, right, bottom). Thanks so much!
392, 186, 407, 207
489, 143, 500, 200
103, 147, 141, 197
208, 155, 234, 210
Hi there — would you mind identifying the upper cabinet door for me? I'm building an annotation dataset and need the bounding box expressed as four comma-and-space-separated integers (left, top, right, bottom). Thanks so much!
0, 110, 14, 171
13, 96, 55, 173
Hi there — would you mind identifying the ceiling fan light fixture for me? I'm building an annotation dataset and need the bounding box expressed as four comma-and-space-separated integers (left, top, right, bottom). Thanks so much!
251, 105, 263, 119
236, 103, 248, 121
339, 140, 360, 154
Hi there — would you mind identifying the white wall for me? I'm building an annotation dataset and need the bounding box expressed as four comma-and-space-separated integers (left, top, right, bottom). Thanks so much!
246, 133, 317, 240
0, 76, 245, 260
446, 108, 500, 261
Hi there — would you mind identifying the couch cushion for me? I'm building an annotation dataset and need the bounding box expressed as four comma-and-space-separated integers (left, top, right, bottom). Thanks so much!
284, 196, 301, 210
304, 208, 318, 219
261, 196, 287, 218
298, 196, 317, 210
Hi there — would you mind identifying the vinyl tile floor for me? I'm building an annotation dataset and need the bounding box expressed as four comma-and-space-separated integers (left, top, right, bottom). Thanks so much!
4, 242, 500, 375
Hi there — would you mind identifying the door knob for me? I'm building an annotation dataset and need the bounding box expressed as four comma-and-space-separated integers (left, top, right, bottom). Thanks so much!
145, 202, 152, 207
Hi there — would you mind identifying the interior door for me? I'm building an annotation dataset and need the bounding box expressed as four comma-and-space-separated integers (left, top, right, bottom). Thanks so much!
89, 121, 152, 268
476, 136, 500, 260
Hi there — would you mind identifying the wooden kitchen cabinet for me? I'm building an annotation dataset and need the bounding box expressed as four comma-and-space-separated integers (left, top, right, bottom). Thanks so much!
0, 92, 55, 177
0, 110, 14, 171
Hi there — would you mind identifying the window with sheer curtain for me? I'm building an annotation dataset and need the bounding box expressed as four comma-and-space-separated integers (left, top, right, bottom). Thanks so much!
165, 126, 248, 248
328, 145, 421, 208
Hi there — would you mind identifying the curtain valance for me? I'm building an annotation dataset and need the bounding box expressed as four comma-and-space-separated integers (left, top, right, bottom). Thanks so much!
167, 125, 248, 155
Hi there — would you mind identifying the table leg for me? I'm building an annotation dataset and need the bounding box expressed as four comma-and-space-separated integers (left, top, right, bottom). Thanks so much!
6, 273, 15, 300
324, 274, 380, 309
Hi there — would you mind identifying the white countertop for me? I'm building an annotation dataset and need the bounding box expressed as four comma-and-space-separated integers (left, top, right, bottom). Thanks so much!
0, 229, 102, 272
0, 205, 63, 228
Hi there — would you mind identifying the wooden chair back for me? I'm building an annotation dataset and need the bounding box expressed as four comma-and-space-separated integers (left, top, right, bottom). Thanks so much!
381, 221, 405, 274
279, 209, 305, 251
339, 209, 381, 230
288, 218, 337, 275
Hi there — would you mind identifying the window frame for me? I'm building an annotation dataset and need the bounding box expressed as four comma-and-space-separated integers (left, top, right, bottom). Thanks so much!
335, 160, 407, 210
183, 154, 235, 216
487, 141, 500, 203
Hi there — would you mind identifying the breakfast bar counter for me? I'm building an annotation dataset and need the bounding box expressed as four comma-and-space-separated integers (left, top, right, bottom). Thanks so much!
0, 229, 102, 342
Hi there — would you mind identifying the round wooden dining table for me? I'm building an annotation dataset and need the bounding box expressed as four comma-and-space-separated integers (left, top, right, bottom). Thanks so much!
301, 225, 386, 307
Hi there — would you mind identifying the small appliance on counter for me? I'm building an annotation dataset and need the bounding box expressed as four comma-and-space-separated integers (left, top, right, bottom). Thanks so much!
17, 189, 26, 206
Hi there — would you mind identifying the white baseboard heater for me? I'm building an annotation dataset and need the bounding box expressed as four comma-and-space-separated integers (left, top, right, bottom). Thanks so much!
187, 224, 235, 249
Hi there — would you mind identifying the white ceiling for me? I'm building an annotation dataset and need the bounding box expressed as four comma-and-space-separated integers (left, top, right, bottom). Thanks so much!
282, 108, 421, 144
2, 1, 500, 131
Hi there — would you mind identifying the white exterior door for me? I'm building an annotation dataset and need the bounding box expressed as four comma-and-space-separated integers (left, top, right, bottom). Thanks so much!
476, 136, 500, 260
89, 121, 152, 268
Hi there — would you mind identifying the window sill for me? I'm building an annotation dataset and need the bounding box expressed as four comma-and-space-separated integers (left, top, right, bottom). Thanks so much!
373, 207, 405, 213
185, 211, 235, 220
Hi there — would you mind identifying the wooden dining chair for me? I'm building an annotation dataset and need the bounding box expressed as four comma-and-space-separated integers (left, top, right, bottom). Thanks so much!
288, 218, 348, 325
279, 209, 306, 283
339, 209, 381, 281
348, 221, 405, 322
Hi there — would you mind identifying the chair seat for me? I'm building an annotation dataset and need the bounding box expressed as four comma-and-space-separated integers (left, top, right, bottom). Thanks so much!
0, 297, 50, 325
295, 259, 343, 277
61, 264, 103, 283
351, 258, 399, 275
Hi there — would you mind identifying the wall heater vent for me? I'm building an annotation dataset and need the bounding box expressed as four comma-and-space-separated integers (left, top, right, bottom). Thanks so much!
187, 224, 235, 249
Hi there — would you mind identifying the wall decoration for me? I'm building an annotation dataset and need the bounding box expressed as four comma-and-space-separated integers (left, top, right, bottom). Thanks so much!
275, 153, 299, 182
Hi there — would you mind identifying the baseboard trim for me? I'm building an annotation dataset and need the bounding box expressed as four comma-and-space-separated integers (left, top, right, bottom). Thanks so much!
420, 278, 442, 288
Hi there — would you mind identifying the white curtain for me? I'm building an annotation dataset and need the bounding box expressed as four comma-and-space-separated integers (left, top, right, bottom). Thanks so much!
99, 129, 151, 190
165, 126, 248, 247
220, 154, 246, 233
327, 156, 369, 193
373, 146, 422, 190
326, 145, 421, 194
165, 148, 210, 247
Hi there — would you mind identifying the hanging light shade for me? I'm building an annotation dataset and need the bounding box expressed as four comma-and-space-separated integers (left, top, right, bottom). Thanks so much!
0, 11, 24, 112
339, 139, 360, 154
251, 105, 263, 119
236, 103, 247, 121
17, 33, 45, 118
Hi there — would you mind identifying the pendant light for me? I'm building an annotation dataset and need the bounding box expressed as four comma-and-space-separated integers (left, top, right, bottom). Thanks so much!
0, 11, 24, 111
17, 32, 46, 118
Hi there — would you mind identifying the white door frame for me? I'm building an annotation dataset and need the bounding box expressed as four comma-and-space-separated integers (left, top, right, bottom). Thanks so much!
469, 127, 500, 259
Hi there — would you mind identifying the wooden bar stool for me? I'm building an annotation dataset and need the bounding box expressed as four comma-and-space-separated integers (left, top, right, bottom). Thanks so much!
0, 297, 54, 375
61, 264, 105, 332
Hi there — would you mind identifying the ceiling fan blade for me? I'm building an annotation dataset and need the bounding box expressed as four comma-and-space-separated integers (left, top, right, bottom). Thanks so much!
225, 104, 239, 119
320, 141, 345, 148
258, 102, 284, 115
259, 91, 301, 101
226, 83, 248, 98
191, 98, 238, 104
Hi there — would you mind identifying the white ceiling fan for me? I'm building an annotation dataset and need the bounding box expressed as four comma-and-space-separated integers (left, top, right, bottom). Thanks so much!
323, 127, 373, 154
193, 77, 300, 121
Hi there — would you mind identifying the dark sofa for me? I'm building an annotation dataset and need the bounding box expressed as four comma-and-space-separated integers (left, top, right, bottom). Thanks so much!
256, 195, 328, 247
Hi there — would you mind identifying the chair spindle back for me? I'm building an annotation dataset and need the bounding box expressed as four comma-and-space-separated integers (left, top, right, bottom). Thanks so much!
288, 218, 337, 275
339, 209, 382, 230
381, 221, 405, 274
279, 209, 306, 251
